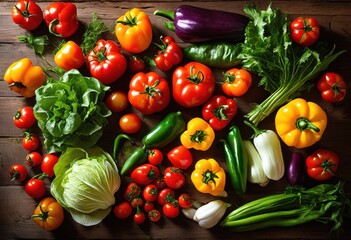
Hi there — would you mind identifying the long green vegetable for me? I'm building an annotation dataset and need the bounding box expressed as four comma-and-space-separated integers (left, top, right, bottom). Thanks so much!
239, 4, 345, 127
221, 182, 351, 233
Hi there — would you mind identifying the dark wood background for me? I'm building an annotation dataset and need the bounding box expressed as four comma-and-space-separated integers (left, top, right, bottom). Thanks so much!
1, 1, 350, 239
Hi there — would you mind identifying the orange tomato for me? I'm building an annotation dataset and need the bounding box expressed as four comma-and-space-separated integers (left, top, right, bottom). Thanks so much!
32, 197, 64, 231
119, 113, 141, 133
105, 90, 129, 112
222, 68, 252, 97
115, 8, 153, 53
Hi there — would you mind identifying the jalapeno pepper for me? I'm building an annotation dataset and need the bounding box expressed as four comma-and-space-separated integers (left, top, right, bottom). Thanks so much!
220, 125, 248, 194
120, 146, 148, 176
142, 111, 186, 148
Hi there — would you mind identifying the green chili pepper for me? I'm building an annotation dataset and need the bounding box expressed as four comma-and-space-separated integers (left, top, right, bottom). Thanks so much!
220, 125, 248, 194
184, 42, 242, 69
142, 111, 186, 148
113, 133, 135, 163
120, 146, 148, 176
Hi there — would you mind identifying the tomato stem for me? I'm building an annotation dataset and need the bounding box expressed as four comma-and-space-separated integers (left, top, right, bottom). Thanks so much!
32, 205, 49, 220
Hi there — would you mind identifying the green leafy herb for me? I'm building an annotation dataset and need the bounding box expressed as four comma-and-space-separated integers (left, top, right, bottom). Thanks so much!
239, 4, 345, 127
18, 34, 50, 56
33, 69, 111, 153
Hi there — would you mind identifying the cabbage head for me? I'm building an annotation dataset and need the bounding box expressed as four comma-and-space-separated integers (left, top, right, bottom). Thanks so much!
51, 147, 121, 226
34, 69, 111, 153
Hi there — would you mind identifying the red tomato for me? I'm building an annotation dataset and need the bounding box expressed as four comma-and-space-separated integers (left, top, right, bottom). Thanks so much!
290, 17, 320, 47
119, 113, 141, 134
128, 72, 170, 115
148, 209, 161, 222
153, 177, 166, 190
13, 106, 36, 129
148, 149, 163, 165
157, 188, 175, 206
172, 62, 215, 108
133, 209, 146, 224
114, 201, 133, 219
143, 201, 154, 212
105, 90, 129, 113
178, 193, 193, 209
25, 178, 46, 199
128, 56, 145, 73
12, 0, 43, 30
22, 132, 40, 151
131, 197, 144, 209
123, 182, 141, 201
222, 68, 252, 97
163, 167, 185, 189
131, 164, 160, 185
163, 202, 180, 219
86, 40, 127, 85
143, 184, 158, 202
306, 148, 339, 181
25, 151, 42, 167
167, 145, 193, 170
41, 154, 59, 178
8, 164, 28, 182
317, 72, 347, 103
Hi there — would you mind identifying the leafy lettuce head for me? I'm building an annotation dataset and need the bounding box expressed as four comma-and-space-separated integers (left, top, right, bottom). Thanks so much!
34, 69, 111, 153
51, 147, 121, 226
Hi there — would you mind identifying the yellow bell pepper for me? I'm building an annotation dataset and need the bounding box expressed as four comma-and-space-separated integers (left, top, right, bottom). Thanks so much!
275, 98, 327, 149
180, 117, 215, 151
4, 58, 46, 98
191, 158, 226, 197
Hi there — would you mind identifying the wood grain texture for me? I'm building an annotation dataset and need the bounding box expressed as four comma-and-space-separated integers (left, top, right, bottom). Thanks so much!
1, 1, 351, 239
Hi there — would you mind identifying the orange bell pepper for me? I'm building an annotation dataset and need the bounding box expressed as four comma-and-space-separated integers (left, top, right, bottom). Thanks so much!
54, 40, 84, 71
4, 58, 46, 98
115, 8, 153, 53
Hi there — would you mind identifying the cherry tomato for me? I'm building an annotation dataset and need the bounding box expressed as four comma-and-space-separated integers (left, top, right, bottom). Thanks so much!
130, 197, 144, 208
163, 202, 180, 219
153, 177, 166, 190
32, 197, 64, 231
8, 164, 28, 182
114, 201, 133, 219
143, 184, 158, 202
13, 106, 36, 129
143, 201, 154, 212
105, 90, 129, 113
148, 209, 161, 223
25, 152, 43, 167
25, 178, 46, 199
306, 148, 339, 181
148, 149, 163, 165
128, 56, 145, 73
157, 188, 175, 206
22, 132, 40, 151
163, 166, 185, 189
131, 164, 160, 185
317, 72, 347, 103
41, 154, 59, 178
124, 182, 141, 201
178, 193, 193, 209
133, 208, 146, 224
119, 113, 141, 134
290, 17, 320, 47
167, 145, 193, 170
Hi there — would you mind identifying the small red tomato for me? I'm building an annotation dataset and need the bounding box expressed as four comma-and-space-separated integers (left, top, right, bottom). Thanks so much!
128, 56, 145, 73
22, 132, 40, 151
124, 182, 141, 201
13, 106, 36, 129
143, 201, 154, 212
25, 152, 43, 167
157, 188, 175, 206
178, 193, 193, 209
148, 209, 161, 222
163, 202, 179, 219
131, 164, 160, 185
167, 145, 193, 170
131, 197, 144, 208
148, 149, 163, 165
143, 184, 158, 202
119, 113, 141, 134
134, 208, 146, 224
290, 17, 320, 47
114, 201, 133, 219
306, 148, 339, 181
25, 178, 46, 199
153, 177, 166, 190
105, 90, 129, 113
163, 166, 185, 189
317, 72, 347, 103
9, 164, 28, 182
41, 153, 59, 178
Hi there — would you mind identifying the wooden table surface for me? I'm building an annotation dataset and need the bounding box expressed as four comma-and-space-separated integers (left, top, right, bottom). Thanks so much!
1, 0, 351, 239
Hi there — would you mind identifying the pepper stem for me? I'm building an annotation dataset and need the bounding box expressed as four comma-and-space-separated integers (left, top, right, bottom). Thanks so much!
154, 10, 175, 21
244, 120, 265, 137
190, 130, 207, 143
48, 19, 62, 37
202, 169, 219, 185
295, 117, 320, 132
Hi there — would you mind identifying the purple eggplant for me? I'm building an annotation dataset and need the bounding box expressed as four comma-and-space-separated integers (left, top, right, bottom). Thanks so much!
154, 5, 249, 43
288, 152, 306, 185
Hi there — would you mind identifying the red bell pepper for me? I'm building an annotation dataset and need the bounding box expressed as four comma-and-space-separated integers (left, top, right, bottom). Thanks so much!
43, 2, 78, 38
306, 148, 339, 181
153, 36, 183, 71
86, 39, 127, 85
202, 95, 237, 131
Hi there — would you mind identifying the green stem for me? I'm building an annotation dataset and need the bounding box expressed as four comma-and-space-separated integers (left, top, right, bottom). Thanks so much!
154, 10, 175, 21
